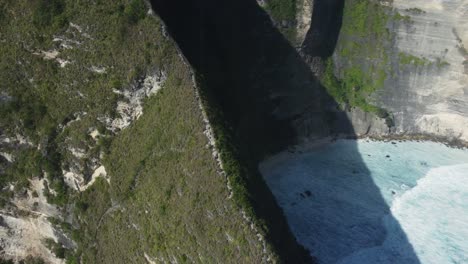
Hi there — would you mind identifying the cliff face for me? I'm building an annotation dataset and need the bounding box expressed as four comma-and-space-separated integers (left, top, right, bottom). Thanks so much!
373, 0, 468, 142
298, 0, 468, 143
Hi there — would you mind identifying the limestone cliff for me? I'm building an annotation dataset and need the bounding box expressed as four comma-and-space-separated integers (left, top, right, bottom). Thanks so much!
298, 0, 468, 143
373, 0, 468, 142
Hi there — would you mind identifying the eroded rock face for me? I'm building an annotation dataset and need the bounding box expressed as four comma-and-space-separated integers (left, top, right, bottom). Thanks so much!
99, 70, 166, 132
371, 0, 468, 142
345, 108, 390, 136
0, 179, 74, 264
295, 0, 314, 45
297, 0, 468, 142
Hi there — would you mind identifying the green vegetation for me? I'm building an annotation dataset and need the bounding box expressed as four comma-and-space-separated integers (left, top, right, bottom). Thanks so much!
19, 257, 46, 264
195, 70, 312, 262
0, 0, 170, 205
196, 75, 262, 227
44, 238, 67, 259
124, 0, 147, 24
0, 0, 278, 262
398, 54, 449, 70
265, 0, 296, 21
76, 64, 269, 262
322, 59, 385, 113
342, 0, 389, 37
393, 12, 412, 23
405, 8, 425, 15
263, 0, 297, 42
324, 0, 390, 114
0, 2, 6, 24
3, 149, 42, 189
32, 0, 68, 30
0, 257, 47, 264
436, 58, 450, 68
399, 52, 430, 66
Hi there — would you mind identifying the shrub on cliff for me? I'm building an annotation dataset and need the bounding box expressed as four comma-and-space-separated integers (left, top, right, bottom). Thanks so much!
33, 0, 68, 30
124, 0, 147, 25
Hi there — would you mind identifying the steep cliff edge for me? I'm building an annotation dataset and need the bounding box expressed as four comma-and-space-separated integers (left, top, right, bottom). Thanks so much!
373, 0, 468, 142
297, 0, 468, 143
1, 0, 293, 262
2, 0, 466, 262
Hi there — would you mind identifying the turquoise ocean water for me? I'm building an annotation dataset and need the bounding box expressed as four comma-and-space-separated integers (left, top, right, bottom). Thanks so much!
260, 139, 468, 264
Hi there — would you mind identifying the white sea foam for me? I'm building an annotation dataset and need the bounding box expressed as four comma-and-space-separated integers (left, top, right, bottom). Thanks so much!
391, 164, 468, 264
338, 164, 468, 264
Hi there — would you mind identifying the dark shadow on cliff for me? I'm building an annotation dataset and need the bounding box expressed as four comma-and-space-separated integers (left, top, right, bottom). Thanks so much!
149, 0, 420, 263
302, 0, 344, 57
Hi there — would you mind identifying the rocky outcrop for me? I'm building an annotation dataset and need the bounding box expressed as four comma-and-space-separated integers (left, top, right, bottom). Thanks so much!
99, 70, 166, 132
295, 0, 314, 45
345, 108, 390, 136
0, 178, 74, 264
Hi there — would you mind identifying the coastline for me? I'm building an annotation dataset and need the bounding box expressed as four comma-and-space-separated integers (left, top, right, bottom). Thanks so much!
262, 133, 468, 165
260, 137, 468, 264
322, 132, 468, 150
354, 133, 468, 150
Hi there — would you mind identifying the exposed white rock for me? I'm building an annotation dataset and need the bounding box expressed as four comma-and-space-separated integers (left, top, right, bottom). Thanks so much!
296, 0, 313, 45
1, 134, 33, 146
0, 152, 14, 163
63, 170, 83, 191
63, 165, 108, 192
144, 252, 157, 264
12, 178, 60, 218
36, 50, 59, 60
33, 50, 71, 68
415, 113, 468, 140
87, 165, 108, 187
101, 71, 166, 132
33, 22, 93, 72
59, 112, 87, 132
52, 37, 77, 50
89, 129, 100, 140
0, 178, 72, 264
69, 22, 91, 39
90, 66, 107, 74
225, 232, 234, 242
0, 214, 64, 264
69, 22, 83, 33
56, 58, 71, 68
68, 147, 86, 159
256, 0, 267, 7
16, 134, 32, 146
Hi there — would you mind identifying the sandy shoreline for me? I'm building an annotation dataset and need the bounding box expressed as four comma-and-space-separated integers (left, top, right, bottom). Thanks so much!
262, 133, 468, 164
314, 133, 468, 150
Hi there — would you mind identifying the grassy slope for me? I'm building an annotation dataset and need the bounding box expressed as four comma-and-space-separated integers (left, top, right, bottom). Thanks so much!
0, 0, 167, 204
77, 56, 267, 263
1, 0, 272, 262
